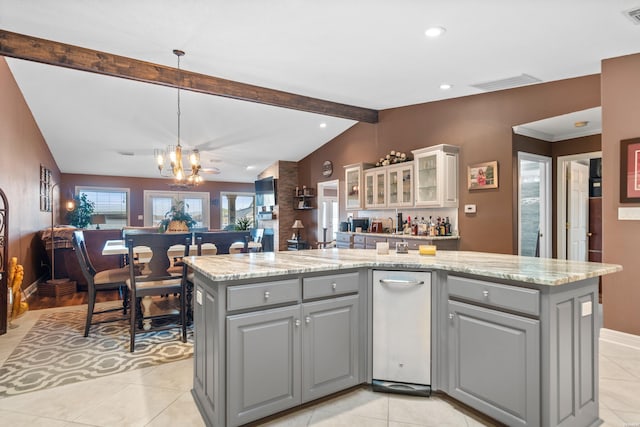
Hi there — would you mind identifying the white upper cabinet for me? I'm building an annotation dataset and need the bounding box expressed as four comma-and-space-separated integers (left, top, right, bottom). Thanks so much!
412, 144, 459, 207
344, 163, 372, 210
364, 168, 387, 209
387, 162, 414, 208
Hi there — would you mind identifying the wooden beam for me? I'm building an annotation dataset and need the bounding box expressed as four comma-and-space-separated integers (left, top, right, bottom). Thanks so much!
0, 29, 378, 123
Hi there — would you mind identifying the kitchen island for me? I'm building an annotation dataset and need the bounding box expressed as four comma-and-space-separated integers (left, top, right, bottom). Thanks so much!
184, 249, 621, 427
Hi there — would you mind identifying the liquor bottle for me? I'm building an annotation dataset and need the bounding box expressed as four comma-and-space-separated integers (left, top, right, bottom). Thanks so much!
419, 217, 427, 236
445, 217, 451, 236
412, 218, 418, 236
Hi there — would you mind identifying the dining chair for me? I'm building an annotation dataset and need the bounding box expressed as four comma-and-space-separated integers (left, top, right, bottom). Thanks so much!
72, 230, 130, 337
125, 232, 191, 352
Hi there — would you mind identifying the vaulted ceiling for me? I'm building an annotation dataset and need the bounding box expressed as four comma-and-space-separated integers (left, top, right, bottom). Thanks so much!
1, 1, 638, 182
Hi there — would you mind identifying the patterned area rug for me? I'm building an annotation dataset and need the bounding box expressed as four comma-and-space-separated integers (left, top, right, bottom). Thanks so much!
0, 303, 193, 398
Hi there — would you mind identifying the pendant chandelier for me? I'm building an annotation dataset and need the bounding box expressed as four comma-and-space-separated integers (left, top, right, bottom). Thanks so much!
154, 49, 203, 188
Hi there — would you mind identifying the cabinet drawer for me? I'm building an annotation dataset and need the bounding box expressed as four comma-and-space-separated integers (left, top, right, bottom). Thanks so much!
303, 272, 360, 300
336, 233, 353, 244
353, 235, 365, 244
448, 275, 540, 317
227, 279, 300, 311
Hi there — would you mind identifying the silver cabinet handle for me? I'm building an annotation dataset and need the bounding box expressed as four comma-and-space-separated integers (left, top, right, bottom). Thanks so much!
379, 279, 425, 286
449, 313, 455, 320
332, 282, 337, 290
295, 319, 300, 327
305, 316, 311, 324
482, 290, 489, 298
264, 291, 270, 299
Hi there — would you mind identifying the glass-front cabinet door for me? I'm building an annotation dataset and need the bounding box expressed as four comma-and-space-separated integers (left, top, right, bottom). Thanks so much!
412, 145, 459, 207
345, 163, 372, 210
364, 168, 387, 209
387, 162, 414, 207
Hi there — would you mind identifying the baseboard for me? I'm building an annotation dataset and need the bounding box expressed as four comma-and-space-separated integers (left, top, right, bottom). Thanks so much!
600, 328, 640, 350
24, 276, 46, 299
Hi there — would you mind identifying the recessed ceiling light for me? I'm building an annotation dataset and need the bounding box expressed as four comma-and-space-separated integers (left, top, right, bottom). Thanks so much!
574, 121, 589, 128
246, 165, 255, 171
425, 26, 446, 38
439, 83, 452, 90
320, 122, 327, 128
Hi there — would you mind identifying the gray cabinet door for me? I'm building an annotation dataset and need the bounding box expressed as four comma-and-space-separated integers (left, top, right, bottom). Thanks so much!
448, 300, 540, 427
227, 305, 302, 427
302, 295, 360, 402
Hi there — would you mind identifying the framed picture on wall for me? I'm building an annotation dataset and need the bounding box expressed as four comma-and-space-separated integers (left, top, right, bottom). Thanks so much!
468, 161, 498, 190
620, 137, 640, 203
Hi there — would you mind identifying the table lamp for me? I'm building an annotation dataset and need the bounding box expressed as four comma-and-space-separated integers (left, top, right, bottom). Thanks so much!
91, 214, 106, 229
292, 220, 304, 240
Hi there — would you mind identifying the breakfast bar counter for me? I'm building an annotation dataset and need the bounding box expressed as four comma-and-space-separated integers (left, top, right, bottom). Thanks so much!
185, 249, 621, 427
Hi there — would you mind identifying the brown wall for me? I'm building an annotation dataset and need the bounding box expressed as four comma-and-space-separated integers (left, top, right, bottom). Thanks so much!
60, 174, 254, 229
601, 53, 640, 335
299, 75, 601, 252
0, 57, 59, 287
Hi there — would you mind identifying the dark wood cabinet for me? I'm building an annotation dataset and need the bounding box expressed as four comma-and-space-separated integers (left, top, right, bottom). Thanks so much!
287, 240, 308, 251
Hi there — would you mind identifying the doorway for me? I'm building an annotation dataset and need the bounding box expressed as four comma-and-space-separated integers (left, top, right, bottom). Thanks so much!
518, 152, 551, 258
556, 151, 602, 260
317, 180, 339, 246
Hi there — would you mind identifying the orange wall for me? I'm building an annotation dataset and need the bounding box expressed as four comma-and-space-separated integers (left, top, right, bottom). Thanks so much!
601, 53, 640, 335
299, 75, 601, 253
0, 58, 60, 286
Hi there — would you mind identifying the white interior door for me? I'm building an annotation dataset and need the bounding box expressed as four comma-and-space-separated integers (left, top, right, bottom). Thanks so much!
567, 161, 589, 261
518, 153, 551, 258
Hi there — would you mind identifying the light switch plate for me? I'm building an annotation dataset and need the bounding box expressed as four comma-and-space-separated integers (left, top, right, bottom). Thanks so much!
464, 204, 477, 213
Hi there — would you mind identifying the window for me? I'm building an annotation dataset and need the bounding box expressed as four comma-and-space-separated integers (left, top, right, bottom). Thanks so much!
143, 190, 210, 229
76, 187, 129, 229
220, 192, 255, 230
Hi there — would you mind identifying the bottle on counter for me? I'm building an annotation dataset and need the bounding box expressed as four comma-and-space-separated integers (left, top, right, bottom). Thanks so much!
419, 217, 427, 236
412, 217, 418, 236
445, 217, 452, 236
439, 217, 446, 236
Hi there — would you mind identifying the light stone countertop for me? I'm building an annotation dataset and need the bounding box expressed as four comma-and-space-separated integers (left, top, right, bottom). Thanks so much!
184, 248, 622, 287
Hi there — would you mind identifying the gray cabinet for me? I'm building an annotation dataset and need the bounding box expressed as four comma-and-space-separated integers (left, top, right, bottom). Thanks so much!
448, 300, 540, 427
224, 274, 362, 426
227, 305, 302, 426
302, 295, 359, 402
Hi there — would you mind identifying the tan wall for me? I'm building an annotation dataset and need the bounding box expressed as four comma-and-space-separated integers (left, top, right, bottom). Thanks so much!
601, 53, 640, 335
299, 75, 601, 252
0, 58, 59, 287
60, 174, 253, 230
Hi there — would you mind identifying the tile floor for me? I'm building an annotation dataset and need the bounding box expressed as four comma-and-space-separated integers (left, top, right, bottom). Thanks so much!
1, 306, 639, 427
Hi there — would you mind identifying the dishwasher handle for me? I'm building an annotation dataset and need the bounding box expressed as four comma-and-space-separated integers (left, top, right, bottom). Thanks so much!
379, 279, 425, 286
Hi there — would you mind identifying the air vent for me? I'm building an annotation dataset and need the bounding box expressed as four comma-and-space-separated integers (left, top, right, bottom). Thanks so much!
623, 7, 640, 24
117, 151, 135, 156
471, 74, 542, 92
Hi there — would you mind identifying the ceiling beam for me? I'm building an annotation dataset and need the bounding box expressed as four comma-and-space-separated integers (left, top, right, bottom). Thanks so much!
0, 29, 378, 123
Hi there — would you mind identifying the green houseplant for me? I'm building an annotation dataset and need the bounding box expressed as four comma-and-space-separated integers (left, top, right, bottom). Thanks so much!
66, 193, 95, 228
235, 216, 253, 231
159, 200, 197, 232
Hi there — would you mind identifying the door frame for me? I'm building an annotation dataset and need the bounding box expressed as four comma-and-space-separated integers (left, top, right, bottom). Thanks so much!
556, 151, 602, 259
317, 179, 339, 245
517, 152, 552, 257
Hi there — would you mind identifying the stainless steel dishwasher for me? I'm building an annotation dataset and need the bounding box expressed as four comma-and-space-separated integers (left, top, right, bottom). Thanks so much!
372, 270, 431, 396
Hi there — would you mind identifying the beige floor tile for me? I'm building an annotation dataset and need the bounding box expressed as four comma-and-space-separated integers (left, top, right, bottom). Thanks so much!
0, 376, 127, 420
599, 404, 626, 427
308, 410, 388, 426
131, 357, 193, 391
599, 378, 640, 413
310, 387, 388, 420
614, 409, 640, 425
600, 340, 640, 361
72, 383, 182, 426
145, 390, 205, 427
259, 408, 314, 426
388, 395, 469, 426
0, 408, 71, 426
600, 354, 637, 380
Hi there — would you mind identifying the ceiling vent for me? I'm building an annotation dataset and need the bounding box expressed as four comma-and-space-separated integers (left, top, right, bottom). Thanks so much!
623, 7, 640, 24
471, 74, 542, 92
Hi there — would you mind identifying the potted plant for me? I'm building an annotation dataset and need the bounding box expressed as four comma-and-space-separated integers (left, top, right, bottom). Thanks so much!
159, 200, 197, 232
66, 193, 95, 228
235, 216, 253, 231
